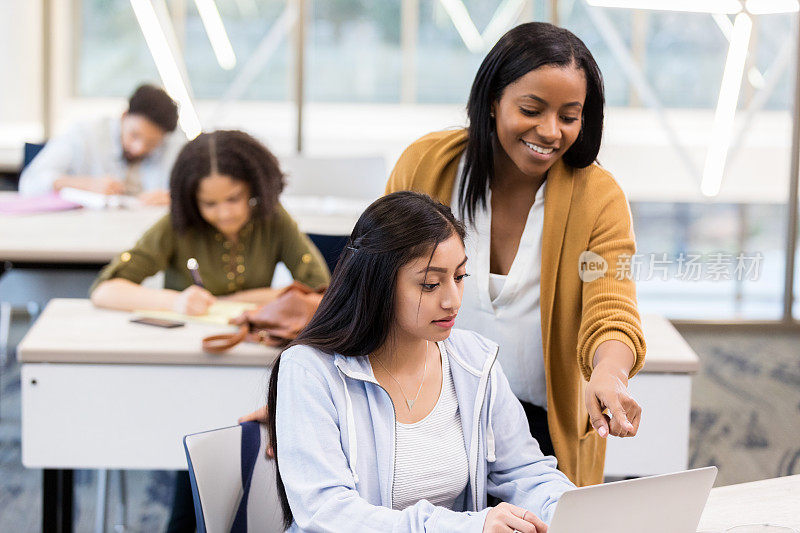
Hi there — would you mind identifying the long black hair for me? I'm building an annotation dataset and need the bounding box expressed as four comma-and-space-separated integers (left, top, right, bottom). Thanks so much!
169, 130, 285, 233
462, 21, 605, 223
267, 191, 466, 528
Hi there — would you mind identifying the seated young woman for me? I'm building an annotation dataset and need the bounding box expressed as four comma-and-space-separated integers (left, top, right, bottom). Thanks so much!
89, 129, 330, 532
90, 129, 330, 314
268, 191, 574, 533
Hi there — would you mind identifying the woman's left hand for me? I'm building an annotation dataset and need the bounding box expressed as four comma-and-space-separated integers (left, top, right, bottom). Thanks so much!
585, 342, 641, 438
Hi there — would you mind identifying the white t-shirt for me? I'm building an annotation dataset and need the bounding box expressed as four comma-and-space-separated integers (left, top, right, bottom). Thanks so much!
451, 154, 548, 408
392, 349, 469, 511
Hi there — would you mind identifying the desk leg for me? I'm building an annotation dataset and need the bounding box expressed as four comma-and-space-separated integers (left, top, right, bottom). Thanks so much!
43, 469, 73, 533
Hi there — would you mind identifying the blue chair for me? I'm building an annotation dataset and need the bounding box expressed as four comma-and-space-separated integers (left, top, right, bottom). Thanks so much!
184, 422, 283, 533
22, 141, 46, 173
307, 233, 349, 275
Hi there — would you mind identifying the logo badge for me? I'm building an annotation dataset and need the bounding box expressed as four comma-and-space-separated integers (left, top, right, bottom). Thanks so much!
579, 251, 607, 282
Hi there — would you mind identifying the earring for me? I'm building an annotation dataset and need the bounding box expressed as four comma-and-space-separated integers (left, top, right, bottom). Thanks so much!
248, 197, 258, 207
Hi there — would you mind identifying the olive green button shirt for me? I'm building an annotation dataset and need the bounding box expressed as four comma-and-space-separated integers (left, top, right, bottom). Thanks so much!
91, 204, 330, 295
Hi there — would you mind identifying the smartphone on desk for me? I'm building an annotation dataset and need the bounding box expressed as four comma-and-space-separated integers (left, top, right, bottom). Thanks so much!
130, 317, 185, 328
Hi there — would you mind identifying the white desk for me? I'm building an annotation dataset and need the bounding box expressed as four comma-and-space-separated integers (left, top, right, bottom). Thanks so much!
20, 301, 697, 474
698, 475, 800, 531
0, 192, 366, 264
18, 299, 280, 532
18, 299, 278, 470
604, 314, 700, 477
0, 193, 167, 264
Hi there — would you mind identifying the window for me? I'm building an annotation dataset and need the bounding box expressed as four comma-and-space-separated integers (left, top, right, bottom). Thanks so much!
560, 2, 797, 319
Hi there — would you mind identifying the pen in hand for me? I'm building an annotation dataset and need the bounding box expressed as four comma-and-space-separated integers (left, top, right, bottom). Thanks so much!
187, 258, 204, 288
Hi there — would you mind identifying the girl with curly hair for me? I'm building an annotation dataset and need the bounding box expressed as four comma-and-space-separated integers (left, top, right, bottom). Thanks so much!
90, 130, 330, 532
90, 129, 329, 315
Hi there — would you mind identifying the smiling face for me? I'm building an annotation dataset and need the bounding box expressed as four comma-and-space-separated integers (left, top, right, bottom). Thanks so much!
195, 174, 252, 239
492, 63, 587, 180
392, 233, 468, 344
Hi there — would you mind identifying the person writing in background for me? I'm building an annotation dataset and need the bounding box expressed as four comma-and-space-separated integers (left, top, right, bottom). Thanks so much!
90, 129, 330, 532
385, 22, 646, 487
269, 191, 575, 532
90, 128, 330, 315
19, 84, 185, 206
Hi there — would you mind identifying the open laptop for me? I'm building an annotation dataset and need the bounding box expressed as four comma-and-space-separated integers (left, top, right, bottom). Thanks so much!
549, 466, 718, 533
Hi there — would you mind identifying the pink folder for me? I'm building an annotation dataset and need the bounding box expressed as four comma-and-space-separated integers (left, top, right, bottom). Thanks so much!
0, 193, 83, 215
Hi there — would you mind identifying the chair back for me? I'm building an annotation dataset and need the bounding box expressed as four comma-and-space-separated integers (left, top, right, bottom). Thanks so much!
307, 233, 349, 275
184, 422, 283, 533
23, 142, 46, 172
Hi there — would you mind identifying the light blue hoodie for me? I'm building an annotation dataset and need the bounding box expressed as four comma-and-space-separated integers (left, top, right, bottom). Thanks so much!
275, 328, 576, 532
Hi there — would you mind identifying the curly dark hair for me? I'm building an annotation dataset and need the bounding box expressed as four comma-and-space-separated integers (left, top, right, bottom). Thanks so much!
169, 130, 285, 233
127, 84, 179, 133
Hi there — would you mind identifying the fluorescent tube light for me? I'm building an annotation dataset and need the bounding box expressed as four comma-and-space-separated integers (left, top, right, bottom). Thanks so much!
701, 13, 753, 197
438, 0, 484, 53
131, 0, 202, 139
586, 0, 743, 13
482, 0, 526, 48
712, 13, 734, 40
194, 0, 237, 70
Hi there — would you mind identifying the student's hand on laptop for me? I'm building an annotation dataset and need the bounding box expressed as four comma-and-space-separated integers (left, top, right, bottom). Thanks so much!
586, 359, 642, 438
483, 502, 547, 532
138, 189, 170, 206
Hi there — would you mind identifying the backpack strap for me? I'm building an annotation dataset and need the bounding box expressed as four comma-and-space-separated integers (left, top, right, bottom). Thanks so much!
230, 421, 262, 533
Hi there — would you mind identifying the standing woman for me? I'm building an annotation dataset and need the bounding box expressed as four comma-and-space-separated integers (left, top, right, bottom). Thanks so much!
386, 22, 646, 487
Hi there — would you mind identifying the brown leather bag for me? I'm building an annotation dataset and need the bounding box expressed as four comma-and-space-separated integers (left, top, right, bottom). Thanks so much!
202, 281, 324, 354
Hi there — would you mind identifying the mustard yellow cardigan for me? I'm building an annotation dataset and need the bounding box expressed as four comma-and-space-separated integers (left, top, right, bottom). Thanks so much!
386, 129, 646, 486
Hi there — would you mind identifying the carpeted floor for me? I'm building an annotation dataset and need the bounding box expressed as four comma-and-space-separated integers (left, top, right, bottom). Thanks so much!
1, 314, 798, 531
678, 326, 800, 486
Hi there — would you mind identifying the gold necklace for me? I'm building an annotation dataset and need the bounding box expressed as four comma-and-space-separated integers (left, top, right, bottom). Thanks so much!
373, 340, 429, 411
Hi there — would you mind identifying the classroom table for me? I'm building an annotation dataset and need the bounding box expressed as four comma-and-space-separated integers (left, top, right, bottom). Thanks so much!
0, 192, 367, 265
697, 474, 800, 531
0, 193, 167, 264
18, 299, 699, 532
18, 299, 279, 533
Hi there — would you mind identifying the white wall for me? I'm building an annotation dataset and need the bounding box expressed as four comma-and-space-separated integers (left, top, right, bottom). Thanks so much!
0, 0, 43, 170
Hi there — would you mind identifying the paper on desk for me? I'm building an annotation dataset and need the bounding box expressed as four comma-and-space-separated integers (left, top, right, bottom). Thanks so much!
59, 187, 142, 210
133, 301, 257, 325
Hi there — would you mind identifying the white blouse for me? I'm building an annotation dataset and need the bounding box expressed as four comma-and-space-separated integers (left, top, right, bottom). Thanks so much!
392, 349, 469, 511
451, 154, 548, 408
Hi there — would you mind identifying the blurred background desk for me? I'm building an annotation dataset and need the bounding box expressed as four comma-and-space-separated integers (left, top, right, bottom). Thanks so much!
0, 192, 365, 363
18, 298, 279, 533
0, 194, 169, 400
0, 191, 366, 264
0, 192, 167, 264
